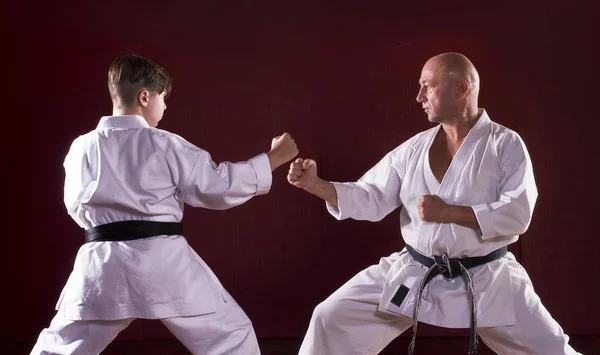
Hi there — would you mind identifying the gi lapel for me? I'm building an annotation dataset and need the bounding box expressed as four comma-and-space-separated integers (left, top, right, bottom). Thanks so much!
437, 111, 492, 203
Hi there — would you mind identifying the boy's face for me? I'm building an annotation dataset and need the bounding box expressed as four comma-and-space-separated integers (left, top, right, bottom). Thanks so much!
140, 90, 167, 127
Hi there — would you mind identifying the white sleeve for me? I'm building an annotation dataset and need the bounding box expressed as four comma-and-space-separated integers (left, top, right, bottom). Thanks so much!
63, 134, 98, 228
157, 131, 272, 210
326, 150, 403, 222
472, 134, 538, 240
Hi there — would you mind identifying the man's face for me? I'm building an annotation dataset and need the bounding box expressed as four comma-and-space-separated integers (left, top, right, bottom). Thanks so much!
416, 60, 456, 123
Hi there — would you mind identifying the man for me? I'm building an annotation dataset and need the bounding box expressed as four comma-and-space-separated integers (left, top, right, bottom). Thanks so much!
288, 53, 580, 355
31, 54, 299, 355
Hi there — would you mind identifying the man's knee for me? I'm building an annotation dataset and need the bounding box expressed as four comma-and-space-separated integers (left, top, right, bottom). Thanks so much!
311, 296, 347, 328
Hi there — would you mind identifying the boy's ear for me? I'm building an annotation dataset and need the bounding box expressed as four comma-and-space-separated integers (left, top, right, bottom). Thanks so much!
137, 89, 150, 107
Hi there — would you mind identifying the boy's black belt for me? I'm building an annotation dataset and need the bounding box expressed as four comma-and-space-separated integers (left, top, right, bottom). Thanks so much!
84, 221, 183, 243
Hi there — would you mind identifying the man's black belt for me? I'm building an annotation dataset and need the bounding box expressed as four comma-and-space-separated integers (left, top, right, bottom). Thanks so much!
404, 244, 507, 355
84, 221, 183, 243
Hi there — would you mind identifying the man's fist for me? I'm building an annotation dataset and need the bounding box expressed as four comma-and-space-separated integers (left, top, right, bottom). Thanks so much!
287, 158, 317, 190
418, 195, 449, 223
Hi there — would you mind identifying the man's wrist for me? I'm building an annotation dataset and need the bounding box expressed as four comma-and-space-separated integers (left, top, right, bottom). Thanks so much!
304, 177, 320, 195
442, 204, 457, 223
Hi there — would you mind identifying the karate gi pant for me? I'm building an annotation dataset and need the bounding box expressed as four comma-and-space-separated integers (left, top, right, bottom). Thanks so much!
298, 254, 581, 355
30, 296, 260, 355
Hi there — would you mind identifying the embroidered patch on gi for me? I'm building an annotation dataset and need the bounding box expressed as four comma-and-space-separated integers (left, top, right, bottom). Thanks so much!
390, 284, 410, 307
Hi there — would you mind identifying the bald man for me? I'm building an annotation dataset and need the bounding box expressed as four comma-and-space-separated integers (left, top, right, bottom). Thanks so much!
289, 53, 580, 355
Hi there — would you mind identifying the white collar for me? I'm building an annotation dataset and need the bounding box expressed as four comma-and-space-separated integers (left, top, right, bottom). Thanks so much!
96, 115, 149, 130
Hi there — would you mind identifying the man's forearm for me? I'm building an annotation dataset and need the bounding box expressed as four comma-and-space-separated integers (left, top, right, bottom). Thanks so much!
305, 177, 338, 207
444, 205, 481, 230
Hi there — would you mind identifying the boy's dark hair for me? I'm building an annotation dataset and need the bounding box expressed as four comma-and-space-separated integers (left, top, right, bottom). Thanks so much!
108, 55, 172, 106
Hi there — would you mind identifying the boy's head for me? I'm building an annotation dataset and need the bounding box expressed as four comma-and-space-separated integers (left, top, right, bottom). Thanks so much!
108, 55, 172, 127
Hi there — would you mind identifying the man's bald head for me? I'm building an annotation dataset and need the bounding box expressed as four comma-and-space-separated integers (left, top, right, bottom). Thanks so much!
425, 52, 480, 94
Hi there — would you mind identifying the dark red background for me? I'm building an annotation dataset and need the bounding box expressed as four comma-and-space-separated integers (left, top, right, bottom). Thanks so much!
2, 0, 598, 354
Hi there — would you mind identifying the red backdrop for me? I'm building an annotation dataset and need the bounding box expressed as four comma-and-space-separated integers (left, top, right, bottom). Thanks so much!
2, 0, 598, 354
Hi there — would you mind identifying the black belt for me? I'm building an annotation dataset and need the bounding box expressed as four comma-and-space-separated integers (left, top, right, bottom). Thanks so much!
84, 221, 183, 243
405, 244, 507, 355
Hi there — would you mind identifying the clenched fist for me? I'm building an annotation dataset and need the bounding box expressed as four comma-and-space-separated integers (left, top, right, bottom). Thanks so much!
287, 158, 317, 190
268, 133, 299, 170
418, 195, 449, 223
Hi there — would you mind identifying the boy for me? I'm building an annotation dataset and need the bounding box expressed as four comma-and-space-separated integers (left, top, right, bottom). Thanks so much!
31, 54, 298, 355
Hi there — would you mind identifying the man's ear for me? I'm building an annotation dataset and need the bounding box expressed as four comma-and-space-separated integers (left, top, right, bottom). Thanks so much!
455, 80, 469, 99
137, 89, 150, 107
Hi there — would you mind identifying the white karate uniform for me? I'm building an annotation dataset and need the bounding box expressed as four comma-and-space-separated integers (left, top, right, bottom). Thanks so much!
299, 110, 581, 355
31, 115, 272, 355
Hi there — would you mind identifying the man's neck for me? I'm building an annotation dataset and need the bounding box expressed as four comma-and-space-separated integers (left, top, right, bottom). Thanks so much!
441, 108, 481, 143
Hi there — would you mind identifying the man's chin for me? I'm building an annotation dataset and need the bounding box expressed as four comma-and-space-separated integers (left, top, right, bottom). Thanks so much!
427, 115, 440, 123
